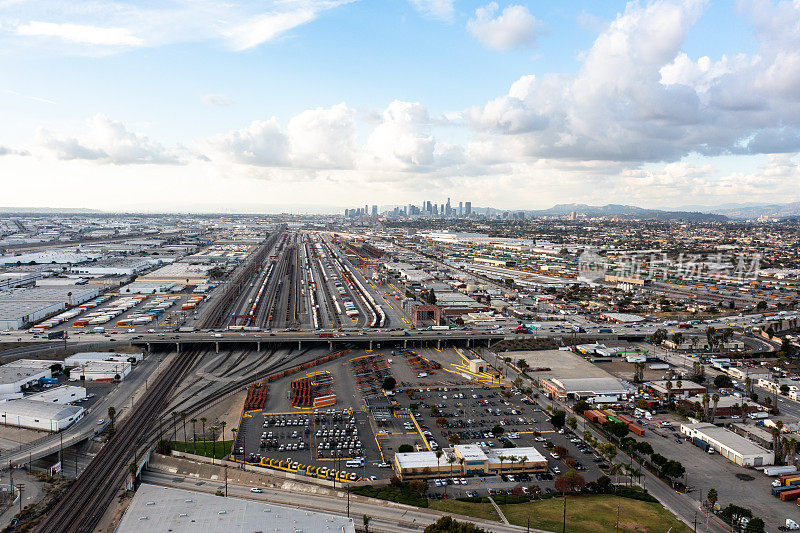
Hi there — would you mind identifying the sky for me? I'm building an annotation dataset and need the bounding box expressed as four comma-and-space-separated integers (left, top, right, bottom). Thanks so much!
1, 0, 800, 213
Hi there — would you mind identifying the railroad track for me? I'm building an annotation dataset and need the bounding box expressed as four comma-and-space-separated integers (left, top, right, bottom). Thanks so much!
36, 349, 201, 533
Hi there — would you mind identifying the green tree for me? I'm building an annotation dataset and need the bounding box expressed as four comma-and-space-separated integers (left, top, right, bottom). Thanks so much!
549, 410, 566, 428
107, 406, 116, 432
744, 517, 765, 533
382, 376, 397, 391
568, 416, 577, 430
707, 488, 718, 509
398, 444, 414, 453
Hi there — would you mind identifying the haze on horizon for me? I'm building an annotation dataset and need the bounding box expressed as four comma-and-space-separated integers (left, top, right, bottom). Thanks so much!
1, 0, 800, 212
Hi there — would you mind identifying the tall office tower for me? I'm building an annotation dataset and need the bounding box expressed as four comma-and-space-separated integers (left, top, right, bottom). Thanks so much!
372, 205, 378, 216
433, 204, 438, 216
440, 204, 445, 217
446, 197, 451, 216
465, 201, 472, 216
458, 202, 463, 217
407, 204, 413, 216
426, 201, 432, 214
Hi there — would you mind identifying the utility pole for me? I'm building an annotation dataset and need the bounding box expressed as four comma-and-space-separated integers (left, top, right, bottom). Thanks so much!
347, 487, 350, 518
615, 503, 620, 533
562, 495, 567, 533
59, 432, 63, 477
15, 483, 24, 515
224, 465, 228, 497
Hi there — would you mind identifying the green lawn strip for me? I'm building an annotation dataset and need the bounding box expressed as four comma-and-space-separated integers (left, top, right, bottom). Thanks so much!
350, 485, 429, 508
499, 494, 693, 533
428, 499, 502, 522
170, 440, 233, 459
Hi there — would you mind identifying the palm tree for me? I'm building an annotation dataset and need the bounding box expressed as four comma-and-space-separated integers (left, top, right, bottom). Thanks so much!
518, 455, 528, 473
458, 457, 465, 475
171, 411, 178, 442
711, 394, 720, 423
446, 454, 456, 511
220, 421, 227, 456
785, 438, 798, 467
772, 426, 783, 465
498, 455, 507, 474
180, 411, 188, 450
107, 406, 116, 432
741, 402, 749, 419
691, 336, 699, 353
190, 418, 197, 452
706, 488, 718, 510
363, 515, 371, 533
434, 450, 443, 477
201, 417, 207, 456
665, 381, 673, 400
702, 393, 710, 420
744, 377, 752, 396
210, 426, 219, 459
706, 326, 716, 353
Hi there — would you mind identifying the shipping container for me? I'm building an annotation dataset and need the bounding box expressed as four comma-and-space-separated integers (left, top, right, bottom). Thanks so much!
780, 488, 800, 501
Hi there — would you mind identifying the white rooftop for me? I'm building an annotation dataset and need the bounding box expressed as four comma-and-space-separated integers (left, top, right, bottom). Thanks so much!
116, 484, 356, 533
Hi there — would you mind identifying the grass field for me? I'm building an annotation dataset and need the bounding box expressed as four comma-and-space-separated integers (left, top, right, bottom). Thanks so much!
500, 495, 693, 533
428, 499, 501, 522
170, 440, 232, 459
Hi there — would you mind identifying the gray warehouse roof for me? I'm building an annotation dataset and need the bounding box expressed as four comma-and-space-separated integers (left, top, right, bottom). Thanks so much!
0, 399, 84, 420
117, 484, 356, 533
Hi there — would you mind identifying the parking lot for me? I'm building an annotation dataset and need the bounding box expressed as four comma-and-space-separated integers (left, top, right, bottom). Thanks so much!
394, 385, 607, 497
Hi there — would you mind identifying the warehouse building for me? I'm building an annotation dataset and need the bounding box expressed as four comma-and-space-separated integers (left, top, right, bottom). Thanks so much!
540, 376, 632, 403
65, 352, 143, 366
71, 258, 152, 276
0, 286, 100, 330
140, 263, 212, 285
69, 360, 131, 382
648, 380, 707, 399
117, 484, 356, 533
0, 399, 84, 431
393, 445, 547, 480
680, 423, 774, 467
0, 363, 53, 395
26, 385, 87, 404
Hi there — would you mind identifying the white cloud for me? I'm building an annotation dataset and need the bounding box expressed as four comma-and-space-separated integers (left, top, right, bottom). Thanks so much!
223, 8, 318, 51
467, 3, 539, 51
287, 103, 357, 169
205, 118, 290, 167
202, 94, 234, 106
3, 1, 353, 53
16, 21, 143, 46
408, 0, 456, 21
361, 101, 437, 170
38, 115, 182, 165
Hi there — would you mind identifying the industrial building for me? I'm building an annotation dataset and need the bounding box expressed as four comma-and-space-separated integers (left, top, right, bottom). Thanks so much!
140, 263, 212, 285
393, 445, 547, 480
680, 423, 774, 467
0, 362, 53, 395
0, 399, 85, 431
648, 380, 707, 399
540, 376, 632, 403
0, 286, 100, 330
116, 484, 356, 533
70, 258, 153, 276
26, 385, 87, 404
65, 352, 143, 366
68, 360, 131, 382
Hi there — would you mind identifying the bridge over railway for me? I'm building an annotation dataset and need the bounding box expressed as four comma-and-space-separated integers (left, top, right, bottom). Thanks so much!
131, 330, 509, 353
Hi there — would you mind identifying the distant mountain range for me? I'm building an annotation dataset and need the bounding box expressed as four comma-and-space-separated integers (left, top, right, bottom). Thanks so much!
674, 202, 800, 220
476, 201, 800, 221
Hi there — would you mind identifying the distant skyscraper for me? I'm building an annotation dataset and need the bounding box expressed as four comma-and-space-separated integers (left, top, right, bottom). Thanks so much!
464, 201, 472, 216
372, 205, 378, 216
458, 201, 463, 217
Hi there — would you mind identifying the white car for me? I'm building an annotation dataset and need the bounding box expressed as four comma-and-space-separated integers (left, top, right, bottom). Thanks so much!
250, 487, 263, 493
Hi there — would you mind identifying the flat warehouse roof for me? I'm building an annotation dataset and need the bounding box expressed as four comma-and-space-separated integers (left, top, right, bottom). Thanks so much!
0, 399, 84, 420
684, 423, 772, 456
117, 484, 356, 533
